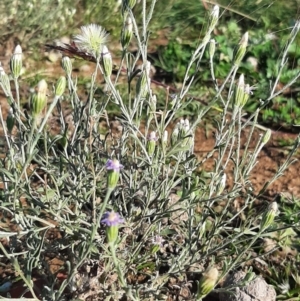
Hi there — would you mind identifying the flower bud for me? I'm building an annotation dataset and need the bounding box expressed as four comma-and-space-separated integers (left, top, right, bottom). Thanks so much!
136, 61, 151, 98
121, 16, 133, 48
171, 121, 181, 146
136, 71, 149, 99
149, 94, 157, 112
162, 130, 168, 146
145, 60, 151, 77
150, 235, 165, 254
101, 211, 124, 244
262, 129, 271, 145
233, 32, 249, 66
209, 39, 216, 59
6, 107, 15, 134
208, 5, 219, 33
31, 79, 47, 116
61, 56, 73, 76
181, 119, 190, 136
0, 64, 12, 98
10, 45, 22, 79
55, 76, 67, 97
234, 74, 250, 108
260, 202, 278, 231
197, 267, 219, 299
101, 45, 112, 77
147, 131, 157, 156
182, 119, 193, 149
106, 159, 123, 190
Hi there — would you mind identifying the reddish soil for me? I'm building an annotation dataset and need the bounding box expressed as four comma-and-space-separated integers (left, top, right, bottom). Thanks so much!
194, 125, 300, 198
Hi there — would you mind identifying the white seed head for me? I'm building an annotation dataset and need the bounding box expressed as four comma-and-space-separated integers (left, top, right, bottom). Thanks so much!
73, 24, 109, 58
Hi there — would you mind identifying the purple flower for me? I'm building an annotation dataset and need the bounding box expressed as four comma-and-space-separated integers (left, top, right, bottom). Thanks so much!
101, 211, 124, 244
101, 211, 124, 227
147, 131, 158, 141
147, 131, 158, 156
150, 235, 165, 254
106, 159, 123, 172
151, 235, 165, 247
105, 159, 123, 189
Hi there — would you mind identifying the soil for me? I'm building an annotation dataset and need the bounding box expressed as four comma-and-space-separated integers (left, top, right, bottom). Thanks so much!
194, 124, 300, 198
0, 41, 300, 300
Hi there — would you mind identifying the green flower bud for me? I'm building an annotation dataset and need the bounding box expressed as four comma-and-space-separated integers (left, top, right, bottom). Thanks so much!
260, 202, 278, 231
0, 64, 12, 97
208, 5, 219, 33
149, 94, 157, 112
171, 119, 193, 150
180, 119, 190, 137
61, 56, 72, 76
10, 45, 22, 79
168, 94, 178, 110
209, 39, 216, 59
101, 45, 112, 77
31, 79, 47, 116
234, 74, 250, 108
262, 129, 272, 145
55, 76, 67, 97
181, 119, 193, 149
171, 121, 181, 146
136, 71, 149, 98
202, 33, 211, 46
234, 73, 244, 107
121, 16, 133, 48
136, 61, 151, 98
147, 131, 157, 156
197, 267, 219, 299
233, 32, 249, 66
106, 159, 123, 190
6, 108, 15, 134
106, 225, 118, 244
241, 84, 251, 107
162, 130, 168, 147
145, 60, 151, 77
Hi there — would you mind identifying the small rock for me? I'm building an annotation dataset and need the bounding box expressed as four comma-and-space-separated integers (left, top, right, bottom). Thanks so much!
219, 270, 276, 301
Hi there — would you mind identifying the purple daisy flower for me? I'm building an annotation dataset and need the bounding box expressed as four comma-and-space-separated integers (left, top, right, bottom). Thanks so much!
147, 131, 158, 141
105, 159, 124, 172
101, 211, 124, 227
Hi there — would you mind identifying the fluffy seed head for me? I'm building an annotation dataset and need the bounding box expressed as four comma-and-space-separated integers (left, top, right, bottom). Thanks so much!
73, 24, 109, 58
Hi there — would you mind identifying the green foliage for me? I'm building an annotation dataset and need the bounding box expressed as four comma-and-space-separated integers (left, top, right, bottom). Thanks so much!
153, 41, 196, 81
0, 0, 78, 49
150, 1, 300, 127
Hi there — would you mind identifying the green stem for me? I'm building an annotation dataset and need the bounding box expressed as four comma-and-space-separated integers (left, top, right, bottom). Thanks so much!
110, 243, 127, 287
0, 243, 39, 300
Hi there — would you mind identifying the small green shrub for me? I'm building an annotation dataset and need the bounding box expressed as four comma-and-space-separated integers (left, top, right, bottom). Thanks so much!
0, 2, 299, 301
